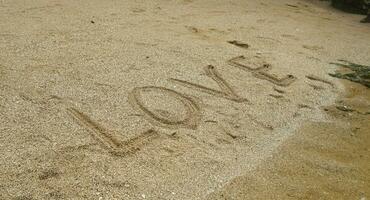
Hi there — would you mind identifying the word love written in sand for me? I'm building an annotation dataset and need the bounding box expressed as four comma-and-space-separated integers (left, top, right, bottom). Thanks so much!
68, 55, 296, 156
130, 56, 296, 130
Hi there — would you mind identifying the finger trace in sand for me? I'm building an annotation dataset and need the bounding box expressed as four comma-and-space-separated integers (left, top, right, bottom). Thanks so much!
227, 40, 250, 49
129, 86, 201, 130
255, 71, 296, 87
67, 108, 160, 156
308, 83, 325, 90
218, 125, 238, 139
119, 129, 160, 155
306, 74, 335, 88
269, 94, 284, 99
170, 65, 248, 103
228, 55, 297, 87
273, 87, 285, 93
66, 107, 122, 153
228, 55, 271, 72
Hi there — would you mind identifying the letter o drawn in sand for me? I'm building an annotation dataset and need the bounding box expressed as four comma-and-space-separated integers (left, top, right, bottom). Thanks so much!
129, 86, 201, 130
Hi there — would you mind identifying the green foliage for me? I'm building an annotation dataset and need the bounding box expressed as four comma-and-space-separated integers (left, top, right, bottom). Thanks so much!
330, 60, 370, 88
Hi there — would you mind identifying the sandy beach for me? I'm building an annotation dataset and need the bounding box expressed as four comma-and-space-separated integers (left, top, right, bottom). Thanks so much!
0, 0, 369, 199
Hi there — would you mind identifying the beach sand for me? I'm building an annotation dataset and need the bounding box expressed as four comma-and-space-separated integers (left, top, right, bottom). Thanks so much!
206, 80, 370, 199
0, 0, 369, 199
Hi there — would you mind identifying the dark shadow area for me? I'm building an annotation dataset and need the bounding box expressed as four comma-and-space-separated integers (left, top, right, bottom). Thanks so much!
331, 0, 367, 14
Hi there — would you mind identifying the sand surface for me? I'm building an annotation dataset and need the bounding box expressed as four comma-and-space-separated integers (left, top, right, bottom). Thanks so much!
0, 0, 369, 199
206, 80, 370, 199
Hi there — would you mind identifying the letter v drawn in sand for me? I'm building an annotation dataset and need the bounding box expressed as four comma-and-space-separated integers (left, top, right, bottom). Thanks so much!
129, 86, 201, 130
67, 108, 160, 156
170, 65, 249, 103
228, 55, 297, 87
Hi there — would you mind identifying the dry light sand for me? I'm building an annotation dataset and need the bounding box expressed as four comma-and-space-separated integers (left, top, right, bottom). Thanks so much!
0, 0, 369, 199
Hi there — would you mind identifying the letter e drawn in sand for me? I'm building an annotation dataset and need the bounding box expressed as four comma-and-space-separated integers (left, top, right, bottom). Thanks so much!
306, 74, 335, 88
255, 71, 296, 87
228, 55, 297, 87
129, 86, 201, 130
170, 65, 249, 103
67, 108, 160, 156
228, 55, 272, 72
